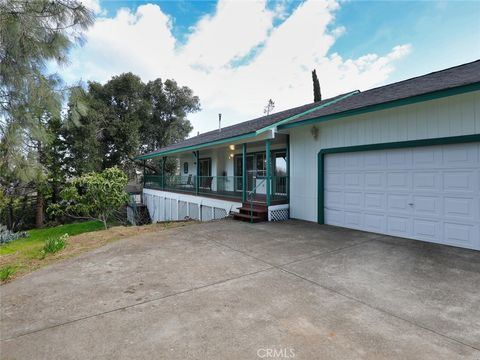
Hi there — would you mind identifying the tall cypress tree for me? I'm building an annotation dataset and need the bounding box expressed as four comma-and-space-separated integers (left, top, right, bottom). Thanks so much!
312, 69, 322, 102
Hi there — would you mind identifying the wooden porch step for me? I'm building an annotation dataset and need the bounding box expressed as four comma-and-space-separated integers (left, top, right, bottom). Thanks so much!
237, 206, 267, 214
232, 212, 264, 223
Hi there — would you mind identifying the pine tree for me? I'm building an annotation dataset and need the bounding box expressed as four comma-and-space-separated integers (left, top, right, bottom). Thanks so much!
0, 1, 94, 228
312, 69, 322, 102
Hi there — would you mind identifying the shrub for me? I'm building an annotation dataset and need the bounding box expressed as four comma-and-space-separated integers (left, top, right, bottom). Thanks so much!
0, 225, 27, 244
48, 167, 129, 230
42, 233, 69, 255
0, 265, 16, 281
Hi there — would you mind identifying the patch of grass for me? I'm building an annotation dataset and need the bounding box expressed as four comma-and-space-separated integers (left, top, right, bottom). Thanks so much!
41, 234, 69, 257
0, 221, 104, 256
0, 265, 16, 282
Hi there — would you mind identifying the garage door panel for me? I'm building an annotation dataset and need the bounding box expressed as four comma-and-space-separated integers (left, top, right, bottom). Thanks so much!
325, 153, 344, 170
345, 173, 363, 188
344, 153, 363, 169
325, 173, 343, 188
387, 216, 411, 237
386, 172, 410, 190
387, 194, 411, 214
344, 211, 362, 229
325, 209, 344, 226
325, 190, 343, 207
344, 192, 363, 208
413, 172, 441, 191
364, 192, 385, 211
413, 147, 443, 168
413, 219, 440, 241
443, 171, 476, 192
324, 142, 480, 250
444, 222, 477, 247
364, 213, 386, 233
443, 143, 479, 165
365, 172, 384, 189
444, 197, 476, 219
364, 152, 386, 168
412, 195, 441, 216
387, 149, 412, 168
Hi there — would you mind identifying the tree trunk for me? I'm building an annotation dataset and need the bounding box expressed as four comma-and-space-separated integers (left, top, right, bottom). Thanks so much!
7, 200, 14, 230
100, 214, 108, 230
35, 190, 44, 228
52, 181, 59, 204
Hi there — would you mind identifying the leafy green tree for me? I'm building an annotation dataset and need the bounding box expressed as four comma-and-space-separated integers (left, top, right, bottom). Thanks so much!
141, 79, 199, 153
49, 167, 129, 229
312, 69, 322, 102
64, 74, 200, 176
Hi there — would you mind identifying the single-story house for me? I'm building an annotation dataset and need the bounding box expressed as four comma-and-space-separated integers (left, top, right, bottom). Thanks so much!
137, 60, 480, 251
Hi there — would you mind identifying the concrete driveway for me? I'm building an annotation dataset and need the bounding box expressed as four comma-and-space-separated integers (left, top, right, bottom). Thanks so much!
1, 220, 479, 359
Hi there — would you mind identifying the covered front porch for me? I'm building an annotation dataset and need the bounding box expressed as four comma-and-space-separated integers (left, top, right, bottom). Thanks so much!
143, 133, 289, 206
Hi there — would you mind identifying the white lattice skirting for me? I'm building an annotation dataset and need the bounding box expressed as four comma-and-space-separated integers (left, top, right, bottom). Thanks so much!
268, 204, 290, 221
143, 189, 241, 223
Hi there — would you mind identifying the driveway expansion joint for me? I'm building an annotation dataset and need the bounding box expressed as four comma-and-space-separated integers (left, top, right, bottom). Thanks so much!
278, 267, 480, 353
0, 266, 275, 342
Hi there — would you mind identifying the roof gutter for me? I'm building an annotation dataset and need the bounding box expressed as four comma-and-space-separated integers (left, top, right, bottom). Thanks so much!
278, 82, 480, 131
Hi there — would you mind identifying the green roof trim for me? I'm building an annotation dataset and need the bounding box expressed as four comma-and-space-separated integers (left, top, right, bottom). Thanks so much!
136, 131, 258, 160
279, 82, 480, 131
254, 90, 359, 135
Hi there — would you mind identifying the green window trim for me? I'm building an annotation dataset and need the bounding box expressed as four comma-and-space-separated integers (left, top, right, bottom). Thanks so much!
282, 83, 480, 131
317, 134, 480, 224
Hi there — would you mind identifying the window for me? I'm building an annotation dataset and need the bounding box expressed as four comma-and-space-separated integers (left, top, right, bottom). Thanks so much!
256, 153, 266, 177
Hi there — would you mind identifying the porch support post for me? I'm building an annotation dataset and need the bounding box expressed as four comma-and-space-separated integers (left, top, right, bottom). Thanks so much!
162, 157, 166, 189
195, 151, 200, 195
286, 134, 290, 201
142, 160, 146, 188
242, 143, 247, 202
265, 139, 271, 206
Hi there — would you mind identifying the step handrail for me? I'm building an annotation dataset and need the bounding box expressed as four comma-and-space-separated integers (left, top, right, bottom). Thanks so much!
246, 176, 267, 223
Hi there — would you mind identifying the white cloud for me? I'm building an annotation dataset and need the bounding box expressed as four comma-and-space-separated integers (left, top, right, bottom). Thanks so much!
57, 0, 411, 135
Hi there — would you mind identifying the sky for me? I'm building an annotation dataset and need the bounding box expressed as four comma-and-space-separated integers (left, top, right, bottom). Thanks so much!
56, 0, 480, 136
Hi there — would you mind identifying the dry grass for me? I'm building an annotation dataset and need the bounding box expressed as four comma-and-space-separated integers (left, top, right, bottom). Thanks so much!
0, 221, 195, 284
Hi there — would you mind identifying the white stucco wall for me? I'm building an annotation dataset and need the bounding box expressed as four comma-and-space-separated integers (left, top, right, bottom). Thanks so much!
288, 91, 480, 222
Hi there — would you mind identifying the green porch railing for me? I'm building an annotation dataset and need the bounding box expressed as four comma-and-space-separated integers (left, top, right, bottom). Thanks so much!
143, 174, 288, 203
271, 175, 288, 202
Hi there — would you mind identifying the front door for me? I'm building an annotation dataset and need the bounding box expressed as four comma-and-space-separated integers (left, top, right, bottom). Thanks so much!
234, 155, 254, 192
198, 158, 211, 188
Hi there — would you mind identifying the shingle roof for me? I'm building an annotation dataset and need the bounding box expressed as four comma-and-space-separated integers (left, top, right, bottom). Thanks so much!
138, 92, 353, 158
285, 59, 480, 126
138, 60, 480, 159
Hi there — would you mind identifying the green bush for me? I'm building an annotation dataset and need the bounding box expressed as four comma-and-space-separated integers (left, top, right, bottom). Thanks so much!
0, 265, 16, 281
42, 233, 69, 256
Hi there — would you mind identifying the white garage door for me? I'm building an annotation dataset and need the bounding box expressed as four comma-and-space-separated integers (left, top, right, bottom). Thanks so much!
324, 142, 480, 250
